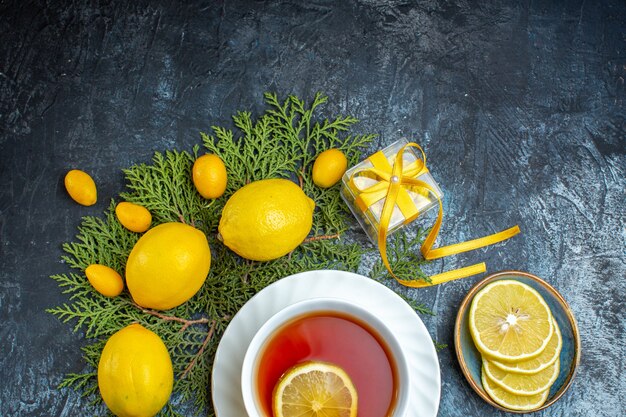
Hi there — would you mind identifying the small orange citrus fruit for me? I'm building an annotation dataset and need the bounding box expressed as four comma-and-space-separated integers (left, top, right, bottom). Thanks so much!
312, 149, 348, 188
192, 154, 227, 199
115, 201, 152, 233
85, 264, 124, 297
64, 169, 97, 206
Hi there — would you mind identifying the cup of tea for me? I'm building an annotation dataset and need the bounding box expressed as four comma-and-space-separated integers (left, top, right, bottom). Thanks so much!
241, 297, 410, 417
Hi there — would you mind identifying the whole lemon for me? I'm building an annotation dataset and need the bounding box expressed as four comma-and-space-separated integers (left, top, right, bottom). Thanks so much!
218, 179, 315, 261
126, 222, 211, 310
192, 154, 228, 199
312, 149, 348, 188
64, 169, 97, 206
98, 323, 173, 417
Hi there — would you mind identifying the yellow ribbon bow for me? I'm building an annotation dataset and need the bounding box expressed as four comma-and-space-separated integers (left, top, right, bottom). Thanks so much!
350, 142, 520, 287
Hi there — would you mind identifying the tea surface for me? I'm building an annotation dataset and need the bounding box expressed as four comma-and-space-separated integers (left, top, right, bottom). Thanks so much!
256, 313, 396, 417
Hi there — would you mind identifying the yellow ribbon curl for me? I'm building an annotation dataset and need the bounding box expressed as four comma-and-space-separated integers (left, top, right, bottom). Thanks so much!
350, 142, 520, 287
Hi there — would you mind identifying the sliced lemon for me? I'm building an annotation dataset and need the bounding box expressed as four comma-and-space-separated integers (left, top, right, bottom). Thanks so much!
469, 280, 554, 361
483, 358, 560, 396
491, 317, 562, 375
482, 368, 549, 411
273, 361, 358, 417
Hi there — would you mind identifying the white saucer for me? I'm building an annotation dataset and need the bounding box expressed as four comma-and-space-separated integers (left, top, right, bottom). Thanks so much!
211, 270, 441, 417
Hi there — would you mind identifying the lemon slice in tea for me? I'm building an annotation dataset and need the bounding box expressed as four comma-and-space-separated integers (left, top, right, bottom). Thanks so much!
273, 361, 357, 417
469, 280, 554, 361
491, 317, 562, 375
481, 368, 549, 411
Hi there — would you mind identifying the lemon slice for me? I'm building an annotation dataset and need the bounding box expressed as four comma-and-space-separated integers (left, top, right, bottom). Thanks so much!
483, 358, 560, 396
469, 280, 554, 361
491, 317, 562, 374
273, 361, 358, 417
482, 368, 549, 411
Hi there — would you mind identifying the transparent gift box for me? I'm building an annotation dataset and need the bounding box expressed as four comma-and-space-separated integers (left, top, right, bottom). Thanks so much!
340, 139, 443, 244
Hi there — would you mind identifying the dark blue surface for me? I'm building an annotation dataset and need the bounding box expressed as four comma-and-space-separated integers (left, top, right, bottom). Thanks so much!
1, 1, 625, 416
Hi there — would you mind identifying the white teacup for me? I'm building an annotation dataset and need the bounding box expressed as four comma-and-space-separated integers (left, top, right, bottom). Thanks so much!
241, 297, 410, 417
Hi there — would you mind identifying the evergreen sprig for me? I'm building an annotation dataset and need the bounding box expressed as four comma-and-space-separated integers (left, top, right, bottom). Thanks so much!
371, 228, 431, 284
49, 93, 432, 416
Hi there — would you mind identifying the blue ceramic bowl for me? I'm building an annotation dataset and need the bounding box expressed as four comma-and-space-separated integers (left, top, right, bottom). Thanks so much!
454, 270, 581, 413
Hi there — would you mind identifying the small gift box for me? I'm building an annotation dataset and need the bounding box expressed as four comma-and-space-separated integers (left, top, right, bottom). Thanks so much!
340, 139, 520, 289
340, 139, 443, 244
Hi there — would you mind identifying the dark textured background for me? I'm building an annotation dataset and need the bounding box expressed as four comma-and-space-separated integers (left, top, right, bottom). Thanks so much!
1, 0, 624, 416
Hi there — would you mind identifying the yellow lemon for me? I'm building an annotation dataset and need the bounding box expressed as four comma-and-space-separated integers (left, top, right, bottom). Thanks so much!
273, 361, 357, 417
85, 264, 124, 297
218, 179, 315, 261
64, 169, 97, 206
312, 149, 348, 188
483, 358, 560, 396
469, 280, 554, 362
481, 369, 549, 411
490, 318, 562, 375
125, 222, 211, 310
192, 154, 228, 199
98, 323, 173, 417
115, 202, 152, 233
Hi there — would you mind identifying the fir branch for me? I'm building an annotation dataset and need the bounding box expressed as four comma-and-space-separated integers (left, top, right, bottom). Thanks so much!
302, 233, 341, 243
370, 227, 431, 284
130, 302, 211, 332
120, 151, 214, 231
180, 319, 217, 379
46, 296, 131, 338
58, 371, 97, 394
396, 291, 435, 316
434, 341, 448, 352
62, 205, 138, 273
48, 92, 432, 416
162, 403, 187, 417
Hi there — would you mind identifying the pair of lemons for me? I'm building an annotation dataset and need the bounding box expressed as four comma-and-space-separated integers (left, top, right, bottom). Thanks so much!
97, 221, 212, 417
469, 280, 562, 411
82, 162, 216, 417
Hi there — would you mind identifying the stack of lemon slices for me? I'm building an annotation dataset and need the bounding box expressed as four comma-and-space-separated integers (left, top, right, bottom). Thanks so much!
469, 280, 562, 411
